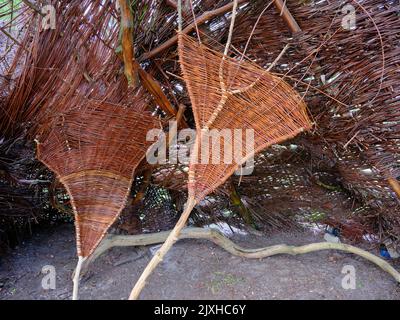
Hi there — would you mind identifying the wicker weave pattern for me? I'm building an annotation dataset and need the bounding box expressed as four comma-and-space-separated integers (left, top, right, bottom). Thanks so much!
179, 34, 312, 202
37, 102, 158, 257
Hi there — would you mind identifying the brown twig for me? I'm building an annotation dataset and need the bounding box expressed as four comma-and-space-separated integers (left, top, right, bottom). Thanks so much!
136, 63, 188, 127
118, 0, 139, 87
21, 0, 45, 16
0, 27, 28, 52
273, 0, 301, 33
388, 177, 400, 199
140, 0, 249, 61
128, 196, 196, 299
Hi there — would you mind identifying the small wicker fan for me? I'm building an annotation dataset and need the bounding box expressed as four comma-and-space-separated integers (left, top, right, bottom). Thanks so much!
129, 0, 312, 299
36, 101, 159, 298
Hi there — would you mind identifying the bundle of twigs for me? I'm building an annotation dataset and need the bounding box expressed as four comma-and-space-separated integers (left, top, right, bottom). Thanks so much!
0, 0, 399, 288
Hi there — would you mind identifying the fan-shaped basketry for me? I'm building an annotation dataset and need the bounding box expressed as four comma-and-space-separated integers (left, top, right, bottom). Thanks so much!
37, 102, 158, 257
178, 34, 312, 202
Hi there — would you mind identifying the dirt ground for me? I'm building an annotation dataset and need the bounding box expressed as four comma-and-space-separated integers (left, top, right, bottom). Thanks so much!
0, 223, 399, 300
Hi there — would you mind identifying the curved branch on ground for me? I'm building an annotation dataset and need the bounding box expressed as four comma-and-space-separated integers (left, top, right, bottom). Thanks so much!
77, 227, 400, 285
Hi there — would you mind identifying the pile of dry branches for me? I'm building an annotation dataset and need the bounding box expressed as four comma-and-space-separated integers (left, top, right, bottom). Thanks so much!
0, 0, 399, 251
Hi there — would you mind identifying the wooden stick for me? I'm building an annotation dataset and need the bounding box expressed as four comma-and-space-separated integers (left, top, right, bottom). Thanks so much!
388, 177, 400, 199
128, 4, 240, 297
136, 63, 188, 127
224, 0, 238, 56
72, 256, 85, 300
273, 0, 301, 33
115, 2, 186, 125
118, 0, 139, 87
177, 0, 183, 32
209, 0, 239, 129
80, 227, 400, 287
268, 43, 290, 71
128, 196, 197, 299
229, 43, 290, 95
21, 0, 45, 16
0, 27, 28, 52
167, 104, 186, 146
140, 0, 248, 61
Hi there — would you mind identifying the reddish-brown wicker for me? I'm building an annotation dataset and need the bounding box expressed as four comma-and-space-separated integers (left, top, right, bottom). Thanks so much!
178, 34, 312, 202
36, 102, 158, 257
0, 0, 163, 258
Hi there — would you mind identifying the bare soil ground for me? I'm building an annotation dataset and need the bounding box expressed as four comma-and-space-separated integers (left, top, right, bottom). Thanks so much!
0, 224, 399, 300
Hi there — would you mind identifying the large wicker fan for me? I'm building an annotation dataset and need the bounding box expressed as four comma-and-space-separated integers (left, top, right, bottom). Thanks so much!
129, 0, 312, 299
36, 101, 158, 298
37, 102, 157, 258
179, 34, 311, 202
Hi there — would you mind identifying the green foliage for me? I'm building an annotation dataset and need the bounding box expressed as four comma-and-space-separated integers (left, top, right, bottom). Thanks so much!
0, 0, 22, 18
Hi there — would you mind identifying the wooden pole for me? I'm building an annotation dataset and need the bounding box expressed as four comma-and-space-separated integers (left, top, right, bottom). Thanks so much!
72, 256, 85, 300
273, 0, 301, 33
128, 196, 196, 299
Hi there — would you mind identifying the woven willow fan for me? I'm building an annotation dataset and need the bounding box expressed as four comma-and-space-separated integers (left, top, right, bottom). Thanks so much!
36, 101, 158, 299
129, 0, 312, 299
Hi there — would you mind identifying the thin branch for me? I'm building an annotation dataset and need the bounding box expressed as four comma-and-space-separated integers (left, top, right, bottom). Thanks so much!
140, 0, 248, 61
135, 63, 188, 127
273, 0, 301, 33
72, 256, 85, 300
388, 177, 400, 199
114, 2, 186, 127
178, 0, 182, 32
0, 27, 28, 52
207, 0, 239, 129
21, 0, 45, 16
128, 196, 196, 299
118, 0, 139, 87
223, 0, 238, 56
237, 1, 274, 65
18, 179, 51, 184
229, 43, 290, 95
267, 43, 290, 71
